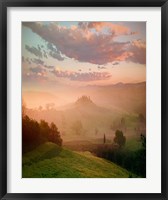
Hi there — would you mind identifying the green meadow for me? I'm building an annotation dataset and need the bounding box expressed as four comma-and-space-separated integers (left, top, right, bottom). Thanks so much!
23, 142, 133, 178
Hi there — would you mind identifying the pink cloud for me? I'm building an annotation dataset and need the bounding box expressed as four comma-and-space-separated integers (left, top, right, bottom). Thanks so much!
23, 72, 48, 82
84, 22, 134, 36
29, 66, 46, 74
127, 40, 146, 64
23, 22, 145, 65
51, 69, 111, 82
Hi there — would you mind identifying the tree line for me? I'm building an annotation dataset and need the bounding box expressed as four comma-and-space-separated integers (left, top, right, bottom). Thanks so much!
22, 115, 62, 153
97, 130, 146, 177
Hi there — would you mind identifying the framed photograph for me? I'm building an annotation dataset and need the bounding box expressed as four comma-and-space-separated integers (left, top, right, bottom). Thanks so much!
0, 0, 168, 199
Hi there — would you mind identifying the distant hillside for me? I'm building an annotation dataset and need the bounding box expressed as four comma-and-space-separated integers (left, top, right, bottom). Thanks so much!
26, 96, 119, 140
24, 82, 146, 114
22, 142, 133, 178
81, 82, 146, 115
25, 82, 146, 141
75, 95, 94, 106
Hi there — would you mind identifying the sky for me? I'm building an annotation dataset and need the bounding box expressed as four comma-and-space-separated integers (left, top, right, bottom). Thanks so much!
22, 21, 146, 108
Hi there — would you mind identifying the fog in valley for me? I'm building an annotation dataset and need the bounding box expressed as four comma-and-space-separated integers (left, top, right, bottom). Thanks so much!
24, 82, 146, 147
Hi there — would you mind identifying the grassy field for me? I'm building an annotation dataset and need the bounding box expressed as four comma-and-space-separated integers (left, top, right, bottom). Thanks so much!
22, 142, 133, 178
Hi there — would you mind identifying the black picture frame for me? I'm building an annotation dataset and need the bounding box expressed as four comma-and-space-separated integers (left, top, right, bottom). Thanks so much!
0, 0, 168, 199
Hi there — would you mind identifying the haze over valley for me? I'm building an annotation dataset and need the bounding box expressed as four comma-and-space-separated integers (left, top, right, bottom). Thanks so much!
24, 81, 146, 143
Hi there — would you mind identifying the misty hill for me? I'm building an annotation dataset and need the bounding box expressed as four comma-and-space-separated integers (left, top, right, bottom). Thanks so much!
22, 142, 133, 178
26, 96, 120, 141
24, 82, 146, 114
57, 82, 146, 115
76, 95, 94, 106
25, 82, 146, 141
80, 82, 146, 115
64, 95, 112, 113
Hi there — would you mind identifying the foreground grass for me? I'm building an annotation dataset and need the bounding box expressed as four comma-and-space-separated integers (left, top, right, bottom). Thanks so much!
22, 142, 133, 178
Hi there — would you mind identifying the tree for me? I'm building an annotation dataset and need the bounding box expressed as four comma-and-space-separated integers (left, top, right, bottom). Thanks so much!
49, 122, 62, 146
22, 116, 63, 153
40, 120, 50, 142
22, 115, 41, 153
140, 134, 146, 148
114, 130, 126, 148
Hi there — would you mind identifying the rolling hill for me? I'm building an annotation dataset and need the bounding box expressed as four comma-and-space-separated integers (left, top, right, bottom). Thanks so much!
22, 142, 133, 178
26, 96, 120, 141
26, 92, 145, 141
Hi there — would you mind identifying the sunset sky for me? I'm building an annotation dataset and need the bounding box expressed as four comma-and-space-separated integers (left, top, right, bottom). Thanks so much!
22, 21, 146, 108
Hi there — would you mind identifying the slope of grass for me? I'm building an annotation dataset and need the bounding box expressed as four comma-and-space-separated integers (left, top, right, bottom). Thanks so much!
22, 142, 133, 178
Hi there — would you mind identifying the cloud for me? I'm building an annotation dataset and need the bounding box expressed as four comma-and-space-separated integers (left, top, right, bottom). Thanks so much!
25, 45, 43, 58
24, 65, 47, 82
47, 42, 59, 53
51, 69, 111, 82
29, 66, 46, 73
27, 58, 55, 70
47, 42, 65, 60
25, 42, 64, 61
43, 50, 48, 58
25, 66, 48, 83
49, 51, 64, 61
31, 58, 44, 65
22, 56, 33, 65
23, 73, 48, 82
44, 64, 55, 69
98, 66, 106, 69
26, 58, 32, 64
127, 40, 146, 64
112, 62, 119, 65
37, 45, 41, 51
23, 22, 145, 65
79, 22, 135, 36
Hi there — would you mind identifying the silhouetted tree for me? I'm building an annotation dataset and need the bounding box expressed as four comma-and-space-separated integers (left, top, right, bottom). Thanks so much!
49, 122, 62, 146
22, 115, 41, 153
40, 120, 50, 142
114, 130, 126, 148
22, 115, 63, 153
